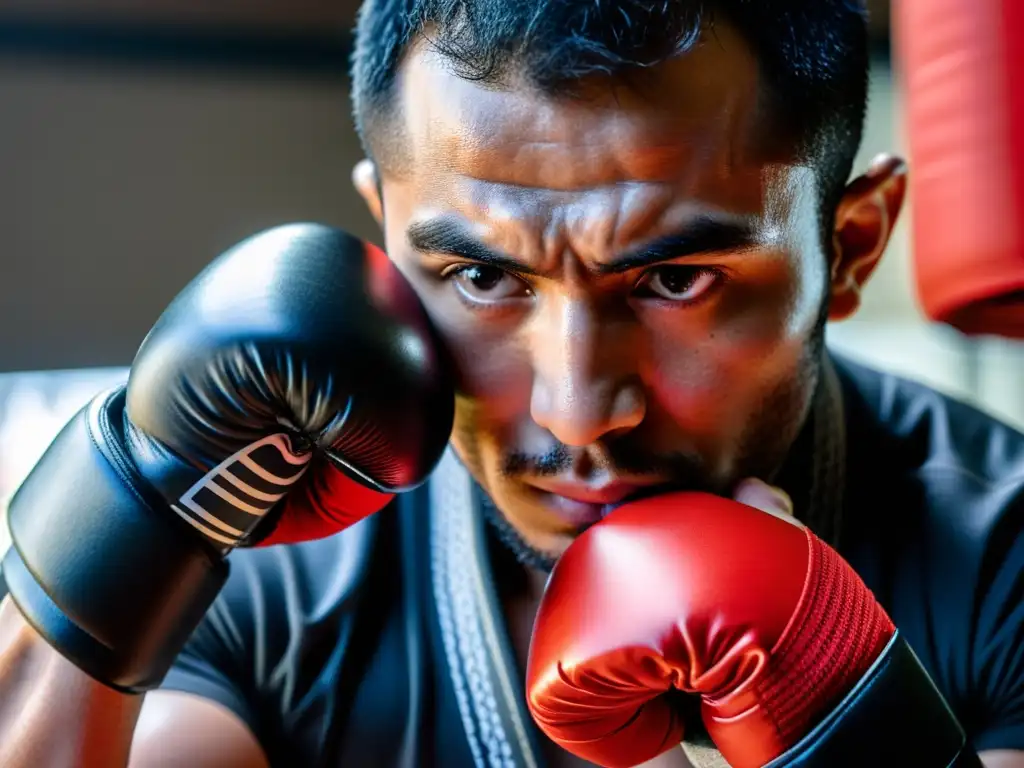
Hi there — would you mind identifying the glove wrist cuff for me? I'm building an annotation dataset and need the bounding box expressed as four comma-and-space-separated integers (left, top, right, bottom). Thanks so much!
757, 532, 895, 743
763, 631, 975, 768
4, 387, 228, 693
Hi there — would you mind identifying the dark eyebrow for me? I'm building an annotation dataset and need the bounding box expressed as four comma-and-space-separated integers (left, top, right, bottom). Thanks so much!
407, 214, 758, 277
407, 218, 539, 276
595, 216, 759, 275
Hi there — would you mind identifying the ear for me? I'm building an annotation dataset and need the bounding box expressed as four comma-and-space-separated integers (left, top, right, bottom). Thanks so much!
352, 158, 384, 226
828, 154, 908, 321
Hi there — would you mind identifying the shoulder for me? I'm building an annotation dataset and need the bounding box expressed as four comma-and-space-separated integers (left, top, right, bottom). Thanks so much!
834, 350, 1023, 579
832, 350, 1023, 571
833, 352, 1024, 547
833, 350, 1024, 491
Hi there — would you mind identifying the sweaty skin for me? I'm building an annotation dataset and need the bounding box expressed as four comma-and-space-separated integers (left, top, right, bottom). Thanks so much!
354, 24, 906, 563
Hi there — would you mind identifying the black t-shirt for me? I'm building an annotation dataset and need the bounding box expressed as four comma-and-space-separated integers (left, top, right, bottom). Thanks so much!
160, 354, 1024, 766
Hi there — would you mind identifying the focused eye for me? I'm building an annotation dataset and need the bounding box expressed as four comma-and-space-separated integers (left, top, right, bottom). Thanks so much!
637, 266, 720, 302
448, 264, 532, 303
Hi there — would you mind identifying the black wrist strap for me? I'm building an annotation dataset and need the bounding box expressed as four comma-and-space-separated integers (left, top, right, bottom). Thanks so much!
4, 387, 228, 694
765, 630, 976, 768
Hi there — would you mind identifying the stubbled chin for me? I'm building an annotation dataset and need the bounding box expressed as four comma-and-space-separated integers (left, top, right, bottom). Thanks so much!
503, 505, 578, 558
534, 530, 577, 559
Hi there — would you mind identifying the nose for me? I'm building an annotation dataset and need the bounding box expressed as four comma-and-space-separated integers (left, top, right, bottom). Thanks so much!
529, 295, 646, 447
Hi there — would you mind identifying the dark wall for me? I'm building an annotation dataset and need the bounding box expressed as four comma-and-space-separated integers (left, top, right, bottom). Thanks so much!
0, 56, 377, 372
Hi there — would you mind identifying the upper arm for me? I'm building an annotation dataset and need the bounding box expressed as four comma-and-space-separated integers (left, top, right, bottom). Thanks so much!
132, 532, 371, 767
130, 691, 268, 768
144, 553, 274, 765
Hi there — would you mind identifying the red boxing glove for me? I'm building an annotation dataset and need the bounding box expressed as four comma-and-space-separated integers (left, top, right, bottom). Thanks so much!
526, 492, 894, 768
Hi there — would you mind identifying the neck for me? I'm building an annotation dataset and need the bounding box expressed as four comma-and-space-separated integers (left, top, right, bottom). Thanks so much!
773, 353, 847, 545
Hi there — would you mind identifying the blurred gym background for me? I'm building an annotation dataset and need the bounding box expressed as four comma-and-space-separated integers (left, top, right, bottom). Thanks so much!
1, 0, 1022, 550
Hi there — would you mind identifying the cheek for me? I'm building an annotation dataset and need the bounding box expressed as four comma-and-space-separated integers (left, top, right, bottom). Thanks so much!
716, 256, 820, 349
643, 257, 816, 428
445, 331, 534, 490
379, 220, 533, 417
420, 302, 536, 425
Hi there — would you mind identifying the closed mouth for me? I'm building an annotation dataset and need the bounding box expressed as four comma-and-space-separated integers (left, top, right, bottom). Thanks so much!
527, 477, 676, 530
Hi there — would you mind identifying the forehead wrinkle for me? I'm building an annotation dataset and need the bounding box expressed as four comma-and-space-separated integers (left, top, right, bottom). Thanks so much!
540, 207, 569, 274
560, 182, 677, 268
397, 23, 773, 271
463, 133, 689, 190
451, 177, 688, 274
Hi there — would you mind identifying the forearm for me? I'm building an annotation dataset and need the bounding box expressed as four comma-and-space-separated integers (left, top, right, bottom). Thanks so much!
0, 596, 143, 768
765, 631, 980, 768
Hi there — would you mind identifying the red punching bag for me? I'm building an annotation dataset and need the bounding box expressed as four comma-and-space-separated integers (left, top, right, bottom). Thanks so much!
895, 0, 1024, 338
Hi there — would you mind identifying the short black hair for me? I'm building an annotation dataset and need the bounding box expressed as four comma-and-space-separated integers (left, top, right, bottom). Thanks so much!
350, 0, 870, 223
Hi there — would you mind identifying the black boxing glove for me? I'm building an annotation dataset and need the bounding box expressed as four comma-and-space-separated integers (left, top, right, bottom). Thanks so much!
2, 223, 453, 693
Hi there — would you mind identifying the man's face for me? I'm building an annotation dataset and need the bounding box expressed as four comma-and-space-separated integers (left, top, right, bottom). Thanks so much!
356, 24, 904, 564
